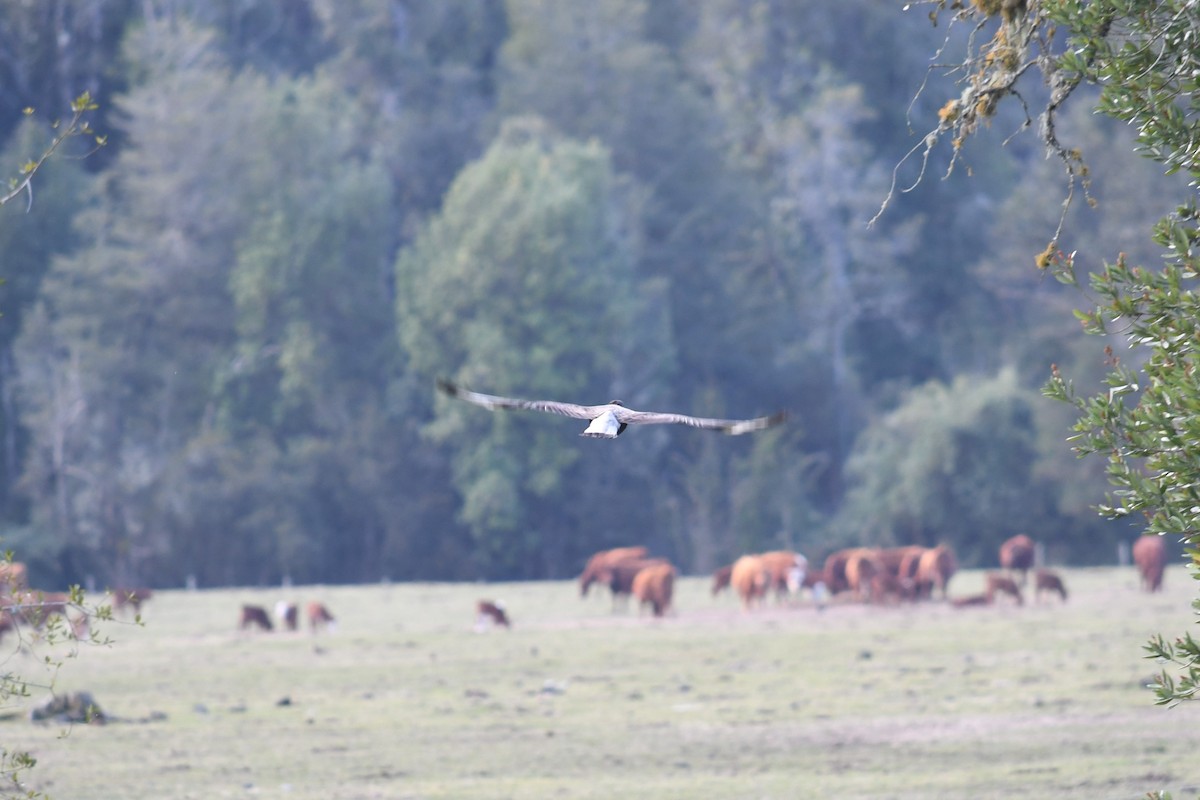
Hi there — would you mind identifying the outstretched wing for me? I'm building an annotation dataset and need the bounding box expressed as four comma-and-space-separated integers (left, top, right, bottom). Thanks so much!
617, 409, 787, 435
436, 378, 601, 421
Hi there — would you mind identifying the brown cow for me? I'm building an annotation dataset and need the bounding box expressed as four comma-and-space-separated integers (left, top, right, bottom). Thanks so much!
475, 599, 511, 630
915, 544, 957, 600
821, 549, 854, 595
578, 546, 649, 597
1033, 569, 1068, 603
0, 562, 27, 596
307, 602, 336, 632
879, 546, 926, 579
730, 554, 770, 611
844, 548, 885, 602
596, 557, 670, 608
711, 564, 733, 596
631, 562, 675, 617
871, 571, 917, 603
1132, 535, 1168, 592
112, 587, 153, 616
240, 604, 273, 631
951, 593, 991, 608
985, 573, 1024, 605
999, 534, 1036, 585
7, 590, 70, 629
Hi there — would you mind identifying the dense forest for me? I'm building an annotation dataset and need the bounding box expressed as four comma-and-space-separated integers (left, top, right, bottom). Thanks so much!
0, 0, 1172, 589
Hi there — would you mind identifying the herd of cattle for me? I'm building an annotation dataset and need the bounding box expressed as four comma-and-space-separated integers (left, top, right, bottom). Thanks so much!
0, 531, 1175, 639
0, 561, 152, 642
563, 532, 1174, 622
239, 601, 337, 633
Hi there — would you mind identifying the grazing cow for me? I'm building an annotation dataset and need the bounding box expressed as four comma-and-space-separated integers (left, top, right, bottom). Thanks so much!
1034, 569, 1068, 603
596, 557, 671, 608
871, 571, 917, 604
844, 548, 885, 602
275, 601, 299, 631
711, 564, 734, 596
239, 604, 273, 631
631, 562, 676, 617
820, 549, 854, 596
999, 534, 1037, 585
1132, 535, 1168, 592
758, 550, 808, 602
985, 573, 1024, 605
578, 546, 649, 597
307, 602, 336, 632
951, 593, 991, 608
730, 555, 770, 611
915, 544, 957, 600
475, 599, 511, 630
112, 587, 153, 616
879, 546, 926, 579
7, 590, 70, 629
0, 562, 27, 596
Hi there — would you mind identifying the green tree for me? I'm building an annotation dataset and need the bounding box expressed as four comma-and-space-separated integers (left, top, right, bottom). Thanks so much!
13, 20, 418, 587
396, 118, 659, 576
0, 118, 93, 519
496, 1, 819, 566
497, 0, 766, 399
897, 0, 1200, 710
221, 96, 405, 583
838, 369, 1057, 565
14, 24, 253, 585
317, 0, 508, 222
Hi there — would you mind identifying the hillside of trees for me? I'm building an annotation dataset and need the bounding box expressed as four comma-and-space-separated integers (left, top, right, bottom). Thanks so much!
0, 0, 1170, 588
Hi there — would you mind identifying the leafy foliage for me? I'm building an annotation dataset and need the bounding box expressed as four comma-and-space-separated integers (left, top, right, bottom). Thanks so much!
1145, 594, 1200, 707
0, 93, 103, 210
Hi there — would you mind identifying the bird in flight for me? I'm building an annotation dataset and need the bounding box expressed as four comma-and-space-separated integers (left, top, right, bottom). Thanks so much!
437, 378, 786, 439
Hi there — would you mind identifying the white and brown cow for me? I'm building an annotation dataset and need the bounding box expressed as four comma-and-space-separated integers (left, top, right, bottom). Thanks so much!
307, 602, 336, 633
275, 601, 299, 631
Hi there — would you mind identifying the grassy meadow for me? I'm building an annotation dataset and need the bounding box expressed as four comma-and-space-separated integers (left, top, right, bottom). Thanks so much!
2, 566, 1198, 799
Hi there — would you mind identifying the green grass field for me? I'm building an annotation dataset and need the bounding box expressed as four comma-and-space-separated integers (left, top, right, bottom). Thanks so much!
2, 567, 1197, 799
